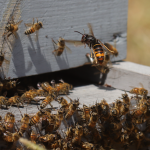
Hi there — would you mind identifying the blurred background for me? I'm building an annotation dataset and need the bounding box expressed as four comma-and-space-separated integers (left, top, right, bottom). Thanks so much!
126, 0, 150, 66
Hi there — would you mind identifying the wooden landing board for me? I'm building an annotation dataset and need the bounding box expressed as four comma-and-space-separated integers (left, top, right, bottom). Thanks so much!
0, 84, 132, 121
0, 0, 128, 79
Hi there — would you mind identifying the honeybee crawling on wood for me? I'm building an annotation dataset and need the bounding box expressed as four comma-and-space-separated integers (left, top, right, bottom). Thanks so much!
56, 97, 69, 110
65, 98, 80, 120
0, 93, 8, 108
24, 18, 43, 40
130, 83, 148, 98
3, 16, 22, 39
59, 79, 73, 91
7, 94, 24, 107
20, 89, 39, 103
18, 108, 30, 133
29, 109, 45, 126
40, 95, 54, 109
40, 82, 58, 96
4, 112, 15, 132
52, 37, 72, 56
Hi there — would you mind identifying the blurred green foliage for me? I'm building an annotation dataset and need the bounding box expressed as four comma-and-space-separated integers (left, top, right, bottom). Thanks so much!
126, 0, 150, 66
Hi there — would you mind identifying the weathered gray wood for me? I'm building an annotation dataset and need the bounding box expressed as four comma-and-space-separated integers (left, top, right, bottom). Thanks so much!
67, 61, 150, 95
0, 0, 128, 78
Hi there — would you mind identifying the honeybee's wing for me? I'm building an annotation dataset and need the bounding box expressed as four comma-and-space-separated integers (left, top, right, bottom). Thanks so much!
65, 45, 72, 54
130, 86, 137, 89
87, 23, 94, 36
24, 23, 33, 27
16, 20, 23, 26
65, 40, 83, 47
10, 15, 15, 24
139, 83, 144, 88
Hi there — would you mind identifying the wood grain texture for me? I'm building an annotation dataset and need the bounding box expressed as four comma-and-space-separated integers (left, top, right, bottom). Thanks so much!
0, 0, 128, 78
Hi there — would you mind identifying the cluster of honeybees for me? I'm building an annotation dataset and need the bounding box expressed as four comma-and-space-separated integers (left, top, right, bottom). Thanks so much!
0, 83, 150, 150
0, 79, 73, 109
1, 16, 119, 73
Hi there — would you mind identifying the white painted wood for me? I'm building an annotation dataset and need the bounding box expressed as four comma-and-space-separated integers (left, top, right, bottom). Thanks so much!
0, 0, 128, 78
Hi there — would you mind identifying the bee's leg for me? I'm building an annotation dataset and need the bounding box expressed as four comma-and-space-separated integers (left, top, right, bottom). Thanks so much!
7, 32, 13, 38
49, 103, 53, 108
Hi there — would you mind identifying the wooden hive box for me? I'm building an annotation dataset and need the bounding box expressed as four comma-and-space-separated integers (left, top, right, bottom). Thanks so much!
0, 0, 128, 79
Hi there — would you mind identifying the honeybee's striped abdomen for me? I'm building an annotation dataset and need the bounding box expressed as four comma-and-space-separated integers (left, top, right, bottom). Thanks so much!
25, 27, 35, 35
93, 44, 104, 65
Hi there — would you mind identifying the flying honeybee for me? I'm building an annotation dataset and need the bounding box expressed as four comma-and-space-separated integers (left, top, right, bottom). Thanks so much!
3, 16, 22, 39
52, 37, 72, 56
24, 18, 43, 40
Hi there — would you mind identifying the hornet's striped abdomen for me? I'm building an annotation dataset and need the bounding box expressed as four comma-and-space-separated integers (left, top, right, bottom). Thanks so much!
93, 44, 104, 65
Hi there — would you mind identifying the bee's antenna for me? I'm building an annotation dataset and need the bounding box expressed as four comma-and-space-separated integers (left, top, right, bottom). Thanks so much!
74, 31, 84, 35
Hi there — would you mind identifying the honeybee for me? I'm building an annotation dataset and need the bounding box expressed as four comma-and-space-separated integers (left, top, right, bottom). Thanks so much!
4, 112, 15, 132
81, 142, 94, 149
130, 83, 148, 98
30, 130, 38, 144
65, 98, 79, 120
38, 134, 55, 143
56, 97, 69, 110
29, 109, 45, 126
19, 113, 30, 133
121, 92, 130, 105
2, 79, 18, 91
82, 104, 90, 123
72, 124, 83, 146
59, 79, 73, 91
40, 95, 54, 109
110, 105, 120, 118
52, 37, 72, 56
65, 126, 75, 140
3, 131, 22, 142
120, 103, 129, 116
24, 18, 43, 40
88, 112, 98, 128
20, 89, 39, 103
3, 16, 22, 39
0, 95, 8, 108
7, 94, 24, 107
40, 82, 58, 96
100, 99, 110, 121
